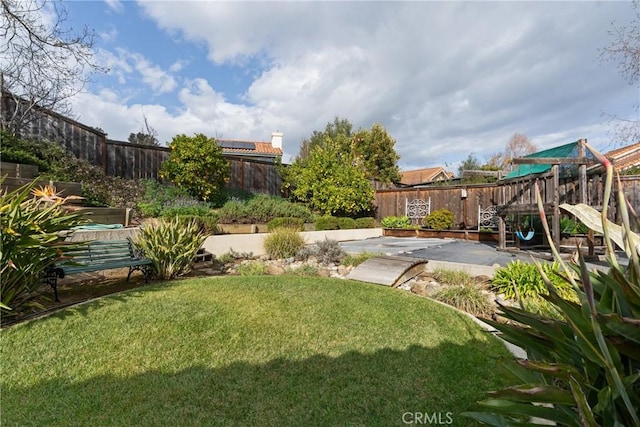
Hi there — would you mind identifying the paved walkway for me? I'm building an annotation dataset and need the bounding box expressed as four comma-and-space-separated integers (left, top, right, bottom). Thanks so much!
339, 236, 615, 276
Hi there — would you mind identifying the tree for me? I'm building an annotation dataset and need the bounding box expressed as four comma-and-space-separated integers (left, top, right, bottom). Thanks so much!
504, 133, 537, 165
128, 115, 159, 146
297, 116, 353, 161
283, 137, 374, 217
458, 153, 481, 176
0, 0, 104, 134
600, 0, 640, 142
160, 134, 230, 202
352, 123, 402, 183
297, 117, 402, 183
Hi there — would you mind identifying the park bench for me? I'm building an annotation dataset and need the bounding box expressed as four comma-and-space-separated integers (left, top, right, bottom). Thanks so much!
44, 239, 152, 302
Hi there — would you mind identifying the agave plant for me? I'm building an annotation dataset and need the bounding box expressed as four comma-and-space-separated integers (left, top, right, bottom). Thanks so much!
1, 180, 87, 317
463, 143, 640, 426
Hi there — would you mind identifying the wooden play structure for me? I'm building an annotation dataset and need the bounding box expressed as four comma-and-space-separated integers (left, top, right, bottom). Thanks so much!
496, 139, 603, 252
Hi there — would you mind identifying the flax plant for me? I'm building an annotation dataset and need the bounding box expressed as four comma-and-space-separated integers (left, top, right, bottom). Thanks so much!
464, 145, 640, 426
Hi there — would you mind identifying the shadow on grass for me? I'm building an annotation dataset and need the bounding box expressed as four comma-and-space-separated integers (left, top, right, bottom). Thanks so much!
3, 278, 185, 328
4, 342, 509, 426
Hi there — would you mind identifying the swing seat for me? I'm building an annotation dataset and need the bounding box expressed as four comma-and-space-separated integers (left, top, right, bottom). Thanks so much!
516, 230, 535, 241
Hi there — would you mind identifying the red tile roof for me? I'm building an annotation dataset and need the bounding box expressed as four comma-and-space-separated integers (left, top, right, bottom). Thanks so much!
604, 142, 640, 171
218, 139, 282, 156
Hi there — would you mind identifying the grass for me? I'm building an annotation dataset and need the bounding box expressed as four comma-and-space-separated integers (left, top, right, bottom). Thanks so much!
2, 276, 514, 426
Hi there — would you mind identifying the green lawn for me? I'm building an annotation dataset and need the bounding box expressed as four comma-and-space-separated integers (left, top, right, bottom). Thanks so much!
2, 276, 514, 426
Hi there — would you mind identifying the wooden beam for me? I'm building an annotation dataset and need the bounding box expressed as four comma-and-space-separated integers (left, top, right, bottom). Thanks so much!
552, 164, 560, 249
512, 157, 597, 165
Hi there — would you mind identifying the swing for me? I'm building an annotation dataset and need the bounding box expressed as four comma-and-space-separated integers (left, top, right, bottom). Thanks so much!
516, 229, 535, 241
515, 174, 535, 241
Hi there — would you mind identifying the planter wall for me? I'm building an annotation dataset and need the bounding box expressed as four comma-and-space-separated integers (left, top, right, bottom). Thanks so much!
384, 228, 499, 242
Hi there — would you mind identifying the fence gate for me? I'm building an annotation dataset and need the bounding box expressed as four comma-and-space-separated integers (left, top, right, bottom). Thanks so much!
405, 198, 431, 225
477, 205, 499, 230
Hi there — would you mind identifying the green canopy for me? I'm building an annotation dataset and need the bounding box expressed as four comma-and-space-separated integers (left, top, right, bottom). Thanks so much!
504, 141, 586, 179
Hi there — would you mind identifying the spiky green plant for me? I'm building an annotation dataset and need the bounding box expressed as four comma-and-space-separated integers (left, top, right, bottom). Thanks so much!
1, 179, 87, 316
463, 143, 640, 426
134, 217, 206, 280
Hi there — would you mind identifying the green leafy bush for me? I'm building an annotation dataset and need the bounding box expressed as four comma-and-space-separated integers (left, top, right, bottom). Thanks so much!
464, 146, 640, 426
423, 208, 455, 230
138, 180, 209, 218
337, 217, 356, 229
432, 284, 492, 317
314, 216, 339, 231
381, 215, 411, 229
267, 217, 304, 232
134, 217, 206, 280
560, 216, 588, 234
263, 228, 306, 259
1, 180, 87, 316
160, 133, 230, 202
236, 261, 267, 276
217, 194, 313, 224
315, 238, 345, 264
354, 217, 377, 229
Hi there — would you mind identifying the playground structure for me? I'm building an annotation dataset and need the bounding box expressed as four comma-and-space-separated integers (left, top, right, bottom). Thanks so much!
496, 139, 602, 253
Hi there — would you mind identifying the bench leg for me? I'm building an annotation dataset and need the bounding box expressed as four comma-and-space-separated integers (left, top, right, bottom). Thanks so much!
43, 272, 60, 302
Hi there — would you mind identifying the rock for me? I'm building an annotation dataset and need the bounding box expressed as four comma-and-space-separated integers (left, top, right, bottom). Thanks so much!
337, 265, 349, 276
411, 281, 430, 297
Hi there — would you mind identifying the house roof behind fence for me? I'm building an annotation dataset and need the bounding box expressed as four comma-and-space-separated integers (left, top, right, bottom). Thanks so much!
400, 167, 454, 185
604, 141, 640, 171
217, 139, 282, 156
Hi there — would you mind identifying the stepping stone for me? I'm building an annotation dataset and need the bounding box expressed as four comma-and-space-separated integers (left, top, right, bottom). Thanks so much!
347, 255, 428, 287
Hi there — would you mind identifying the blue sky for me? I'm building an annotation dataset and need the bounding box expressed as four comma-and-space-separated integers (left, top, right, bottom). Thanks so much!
58, 1, 638, 171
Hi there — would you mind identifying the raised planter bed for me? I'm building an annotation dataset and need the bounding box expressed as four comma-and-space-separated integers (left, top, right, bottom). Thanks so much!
383, 228, 499, 242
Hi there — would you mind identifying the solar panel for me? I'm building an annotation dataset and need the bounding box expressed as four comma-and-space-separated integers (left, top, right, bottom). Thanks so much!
219, 140, 256, 150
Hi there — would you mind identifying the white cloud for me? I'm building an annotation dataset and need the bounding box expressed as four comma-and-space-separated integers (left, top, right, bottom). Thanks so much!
104, 0, 124, 14
89, 1, 636, 168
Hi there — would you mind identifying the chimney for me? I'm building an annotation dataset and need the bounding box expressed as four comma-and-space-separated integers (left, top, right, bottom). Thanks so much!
271, 131, 283, 150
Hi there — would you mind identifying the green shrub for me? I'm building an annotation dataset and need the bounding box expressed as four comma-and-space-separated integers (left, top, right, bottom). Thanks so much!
138, 180, 207, 218
431, 268, 476, 287
216, 248, 253, 265
381, 215, 411, 229
315, 215, 339, 231
1, 180, 87, 316
267, 217, 304, 232
174, 214, 219, 235
341, 251, 382, 267
315, 238, 345, 264
337, 217, 356, 229
160, 203, 213, 219
236, 261, 267, 276
432, 284, 492, 317
560, 215, 589, 234
492, 260, 574, 300
217, 194, 313, 224
354, 217, 377, 228
464, 147, 640, 426
284, 264, 319, 277
263, 228, 306, 259
134, 217, 206, 280
423, 208, 455, 230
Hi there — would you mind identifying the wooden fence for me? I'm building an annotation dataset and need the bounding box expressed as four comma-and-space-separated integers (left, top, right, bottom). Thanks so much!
374, 173, 640, 228
3, 93, 283, 195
